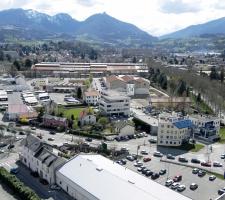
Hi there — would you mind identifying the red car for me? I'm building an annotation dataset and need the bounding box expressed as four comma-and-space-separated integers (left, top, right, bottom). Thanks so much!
201, 161, 211, 167
173, 175, 182, 182
143, 157, 151, 162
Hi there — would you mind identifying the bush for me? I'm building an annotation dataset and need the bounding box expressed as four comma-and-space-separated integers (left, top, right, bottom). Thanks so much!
69, 130, 104, 139
0, 167, 40, 200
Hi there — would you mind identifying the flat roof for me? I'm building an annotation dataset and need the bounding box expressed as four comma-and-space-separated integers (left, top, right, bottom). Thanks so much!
57, 154, 191, 200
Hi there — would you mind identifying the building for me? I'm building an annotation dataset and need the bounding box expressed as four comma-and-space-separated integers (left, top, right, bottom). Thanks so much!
0, 90, 8, 110
42, 114, 68, 129
83, 90, 100, 105
99, 90, 130, 116
32, 62, 149, 78
20, 134, 66, 184
56, 154, 191, 200
113, 121, 135, 136
188, 115, 220, 141
104, 75, 150, 96
157, 114, 193, 146
5, 104, 38, 121
78, 109, 96, 126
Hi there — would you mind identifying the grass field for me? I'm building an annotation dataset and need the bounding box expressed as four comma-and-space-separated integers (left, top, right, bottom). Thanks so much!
219, 127, 225, 144
57, 107, 84, 119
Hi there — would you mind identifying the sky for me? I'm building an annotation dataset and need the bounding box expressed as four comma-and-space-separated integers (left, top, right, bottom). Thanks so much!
1, 0, 225, 36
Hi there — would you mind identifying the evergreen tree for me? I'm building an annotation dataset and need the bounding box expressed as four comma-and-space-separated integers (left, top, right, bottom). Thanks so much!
77, 87, 82, 99
220, 68, 224, 83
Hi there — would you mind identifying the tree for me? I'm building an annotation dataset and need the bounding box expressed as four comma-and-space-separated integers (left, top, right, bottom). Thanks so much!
5, 54, 11, 62
37, 107, 44, 122
209, 66, 219, 80
132, 56, 137, 63
176, 80, 186, 96
71, 114, 75, 121
197, 93, 201, 102
77, 87, 82, 99
220, 68, 224, 83
98, 117, 109, 128
0, 50, 4, 61
24, 58, 32, 68
13, 60, 21, 71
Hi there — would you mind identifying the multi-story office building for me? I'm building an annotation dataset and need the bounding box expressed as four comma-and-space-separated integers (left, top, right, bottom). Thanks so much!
99, 90, 130, 116
157, 114, 193, 146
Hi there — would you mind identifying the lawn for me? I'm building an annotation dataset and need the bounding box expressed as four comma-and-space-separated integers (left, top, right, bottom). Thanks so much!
171, 143, 204, 152
191, 95, 214, 114
57, 107, 84, 119
219, 127, 225, 143
190, 143, 205, 152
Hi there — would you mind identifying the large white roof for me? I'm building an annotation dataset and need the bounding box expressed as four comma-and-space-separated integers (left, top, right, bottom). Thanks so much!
57, 154, 192, 200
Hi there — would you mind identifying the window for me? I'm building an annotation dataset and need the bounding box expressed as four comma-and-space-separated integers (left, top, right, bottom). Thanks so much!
160, 141, 163, 143
166, 136, 169, 139
166, 141, 168, 144
167, 125, 170, 128
170, 141, 172, 144
60, 181, 62, 185
160, 136, 163, 138
174, 142, 176, 144
161, 124, 164, 128
161, 130, 164, 133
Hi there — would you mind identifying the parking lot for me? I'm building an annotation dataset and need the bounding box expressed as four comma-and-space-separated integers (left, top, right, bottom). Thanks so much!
117, 153, 225, 200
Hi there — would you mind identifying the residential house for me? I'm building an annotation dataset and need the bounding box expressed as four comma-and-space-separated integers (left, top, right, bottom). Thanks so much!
20, 134, 66, 184
83, 90, 100, 105
78, 109, 96, 126
42, 114, 68, 129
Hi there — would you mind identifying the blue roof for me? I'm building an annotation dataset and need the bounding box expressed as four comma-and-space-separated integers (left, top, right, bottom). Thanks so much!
173, 119, 193, 129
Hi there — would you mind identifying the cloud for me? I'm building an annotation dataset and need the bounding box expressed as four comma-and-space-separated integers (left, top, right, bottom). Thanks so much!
159, 0, 202, 14
76, 0, 98, 7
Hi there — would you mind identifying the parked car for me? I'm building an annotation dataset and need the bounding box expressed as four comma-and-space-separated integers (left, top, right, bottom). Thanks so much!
165, 179, 174, 187
134, 161, 143, 167
178, 156, 188, 163
19, 131, 25, 135
190, 183, 198, 190
145, 170, 153, 177
0, 149, 4, 154
143, 157, 151, 162
120, 159, 127, 165
49, 131, 56, 135
220, 154, 225, 159
201, 161, 211, 167
48, 138, 54, 141
140, 150, 148, 155
141, 168, 148, 175
191, 158, 201, 164
151, 173, 160, 180
153, 151, 163, 157
8, 144, 15, 149
173, 175, 182, 182
177, 185, 186, 192
218, 188, 225, 195
192, 168, 199, 174
10, 167, 19, 174
159, 169, 166, 175
198, 170, 206, 177
50, 184, 61, 190
213, 161, 222, 167
209, 175, 216, 181
39, 178, 48, 185
148, 138, 157, 143
0, 143, 7, 148
126, 155, 135, 161
85, 138, 92, 142
171, 182, 180, 190
166, 154, 175, 160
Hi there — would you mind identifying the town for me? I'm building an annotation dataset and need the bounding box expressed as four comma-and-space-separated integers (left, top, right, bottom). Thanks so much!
0, 2, 225, 200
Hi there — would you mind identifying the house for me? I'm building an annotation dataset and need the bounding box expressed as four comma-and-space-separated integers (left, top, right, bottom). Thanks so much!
114, 121, 135, 136
83, 90, 100, 105
42, 114, 68, 129
188, 115, 220, 141
78, 109, 96, 126
157, 113, 193, 146
99, 90, 130, 116
56, 154, 191, 200
20, 134, 66, 184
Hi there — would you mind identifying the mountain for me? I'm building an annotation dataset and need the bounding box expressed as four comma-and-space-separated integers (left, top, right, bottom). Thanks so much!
161, 16, 225, 39
0, 8, 156, 46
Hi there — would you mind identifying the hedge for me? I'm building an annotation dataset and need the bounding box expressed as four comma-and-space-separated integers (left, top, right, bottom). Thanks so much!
69, 130, 104, 139
0, 167, 41, 200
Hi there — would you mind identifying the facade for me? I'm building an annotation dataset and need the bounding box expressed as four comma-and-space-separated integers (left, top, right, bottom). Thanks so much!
56, 154, 191, 200
188, 115, 220, 141
99, 90, 130, 116
157, 114, 193, 146
78, 109, 96, 126
20, 134, 66, 184
114, 121, 135, 136
32, 62, 149, 78
104, 75, 150, 96
83, 90, 100, 105
42, 114, 68, 129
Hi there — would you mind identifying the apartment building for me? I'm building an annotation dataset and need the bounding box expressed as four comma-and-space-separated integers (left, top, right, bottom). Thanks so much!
83, 90, 100, 105
157, 114, 193, 146
99, 90, 130, 116
104, 75, 150, 96
20, 134, 66, 184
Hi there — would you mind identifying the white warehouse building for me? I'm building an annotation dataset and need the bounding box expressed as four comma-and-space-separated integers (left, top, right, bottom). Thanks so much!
56, 154, 191, 200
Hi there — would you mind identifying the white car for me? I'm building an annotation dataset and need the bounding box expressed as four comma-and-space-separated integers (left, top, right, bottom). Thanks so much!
177, 185, 186, 192
209, 175, 216, 181
0, 149, 4, 154
50, 184, 61, 190
171, 182, 180, 189
165, 179, 174, 187
134, 161, 143, 167
213, 161, 222, 167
